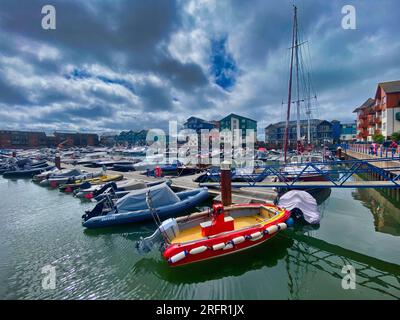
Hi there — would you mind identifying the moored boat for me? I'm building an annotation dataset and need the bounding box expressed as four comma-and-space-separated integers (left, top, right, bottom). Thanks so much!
137, 203, 291, 266
81, 182, 209, 229
3, 164, 54, 179
59, 173, 124, 193
33, 168, 81, 183
74, 179, 168, 200
40, 170, 102, 187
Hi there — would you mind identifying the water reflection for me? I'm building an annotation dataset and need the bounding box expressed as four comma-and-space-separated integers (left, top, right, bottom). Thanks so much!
285, 229, 400, 299
130, 225, 400, 299
132, 235, 294, 284
352, 188, 400, 236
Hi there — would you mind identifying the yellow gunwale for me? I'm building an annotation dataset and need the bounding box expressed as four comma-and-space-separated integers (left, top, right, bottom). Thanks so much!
171, 205, 286, 244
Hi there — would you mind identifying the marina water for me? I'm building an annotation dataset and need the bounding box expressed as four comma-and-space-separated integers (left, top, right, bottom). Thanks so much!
0, 176, 399, 299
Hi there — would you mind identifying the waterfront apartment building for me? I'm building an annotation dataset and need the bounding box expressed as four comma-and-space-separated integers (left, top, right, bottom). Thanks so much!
353, 80, 400, 141
340, 122, 357, 141
353, 98, 375, 141
331, 120, 357, 143
54, 132, 99, 147
264, 119, 333, 148
115, 130, 149, 146
0, 130, 47, 148
183, 117, 217, 133
0, 130, 99, 148
219, 113, 257, 143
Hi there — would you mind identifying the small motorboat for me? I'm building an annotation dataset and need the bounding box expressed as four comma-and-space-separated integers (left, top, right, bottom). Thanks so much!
137, 203, 291, 267
32, 167, 59, 182
73, 179, 167, 200
3, 164, 55, 179
33, 168, 81, 183
82, 182, 209, 229
281, 154, 328, 182
111, 161, 141, 172
133, 154, 164, 172
144, 160, 198, 176
40, 170, 103, 187
59, 173, 124, 193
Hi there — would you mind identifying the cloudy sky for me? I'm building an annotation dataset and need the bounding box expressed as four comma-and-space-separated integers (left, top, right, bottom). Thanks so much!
0, 0, 399, 138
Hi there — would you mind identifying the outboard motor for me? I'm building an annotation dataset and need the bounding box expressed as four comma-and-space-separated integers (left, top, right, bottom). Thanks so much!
82, 198, 106, 222
136, 218, 179, 254
93, 182, 118, 197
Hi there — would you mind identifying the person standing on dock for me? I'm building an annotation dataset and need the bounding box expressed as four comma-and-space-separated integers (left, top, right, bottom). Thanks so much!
372, 142, 377, 156
390, 140, 398, 158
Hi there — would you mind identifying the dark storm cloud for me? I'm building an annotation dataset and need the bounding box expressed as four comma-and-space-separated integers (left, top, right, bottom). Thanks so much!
0, 75, 30, 105
0, 0, 399, 136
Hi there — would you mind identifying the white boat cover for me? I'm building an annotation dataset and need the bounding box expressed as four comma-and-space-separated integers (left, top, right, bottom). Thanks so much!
278, 190, 320, 224
116, 182, 180, 213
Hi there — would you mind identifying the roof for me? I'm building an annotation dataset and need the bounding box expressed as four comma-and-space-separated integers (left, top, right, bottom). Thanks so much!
220, 113, 257, 123
352, 98, 375, 113
185, 116, 205, 122
378, 80, 400, 94
184, 116, 214, 125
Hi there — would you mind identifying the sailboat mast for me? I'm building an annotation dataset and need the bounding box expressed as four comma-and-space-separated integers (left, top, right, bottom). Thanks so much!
294, 6, 301, 147
283, 5, 296, 162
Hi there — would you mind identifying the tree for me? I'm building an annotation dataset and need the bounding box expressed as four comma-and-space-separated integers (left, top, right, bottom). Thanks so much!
391, 132, 400, 143
372, 133, 384, 144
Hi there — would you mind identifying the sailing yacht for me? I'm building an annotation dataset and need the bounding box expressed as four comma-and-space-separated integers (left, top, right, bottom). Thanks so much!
280, 5, 327, 183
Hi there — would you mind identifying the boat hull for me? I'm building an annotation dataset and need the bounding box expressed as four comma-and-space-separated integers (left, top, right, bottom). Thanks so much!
163, 204, 290, 267
82, 188, 209, 229
3, 165, 54, 179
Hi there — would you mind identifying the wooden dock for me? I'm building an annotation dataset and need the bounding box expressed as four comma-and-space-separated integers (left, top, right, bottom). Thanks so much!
59, 163, 278, 204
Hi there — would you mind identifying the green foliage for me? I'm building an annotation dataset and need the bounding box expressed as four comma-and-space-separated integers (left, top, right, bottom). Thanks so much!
372, 133, 384, 144
391, 132, 400, 142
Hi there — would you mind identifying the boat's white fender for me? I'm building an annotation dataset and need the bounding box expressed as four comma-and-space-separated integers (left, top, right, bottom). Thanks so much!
277, 223, 287, 231
223, 243, 234, 250
231, 236, 245, 245
250, 231, 263, 241
212, 243, 225, 250
189, 246, 208, 255
265, 225, 279, 235
169, 251, 187, 264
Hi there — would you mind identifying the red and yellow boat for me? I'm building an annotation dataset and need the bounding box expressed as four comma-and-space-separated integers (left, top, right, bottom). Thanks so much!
139, 203, 291, 267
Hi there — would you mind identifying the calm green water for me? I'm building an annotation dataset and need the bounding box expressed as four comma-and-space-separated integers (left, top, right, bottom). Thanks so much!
0, 176, 399, 300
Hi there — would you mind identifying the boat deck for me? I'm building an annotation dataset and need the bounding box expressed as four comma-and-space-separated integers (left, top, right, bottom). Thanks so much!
171, 215, 265, 244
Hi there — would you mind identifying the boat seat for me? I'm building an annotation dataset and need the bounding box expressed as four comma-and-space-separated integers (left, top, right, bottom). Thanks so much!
200, 221, 212, 228
201, 215, 235, 237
